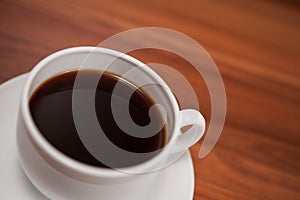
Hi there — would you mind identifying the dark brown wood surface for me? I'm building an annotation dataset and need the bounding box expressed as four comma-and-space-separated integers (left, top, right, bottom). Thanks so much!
1, 0, 299, 199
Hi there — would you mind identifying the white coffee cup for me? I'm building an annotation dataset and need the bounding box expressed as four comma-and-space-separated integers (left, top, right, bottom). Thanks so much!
16, 47, 205, 200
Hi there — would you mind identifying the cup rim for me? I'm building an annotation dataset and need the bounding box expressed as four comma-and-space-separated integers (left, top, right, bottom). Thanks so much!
20, 46, 181, 179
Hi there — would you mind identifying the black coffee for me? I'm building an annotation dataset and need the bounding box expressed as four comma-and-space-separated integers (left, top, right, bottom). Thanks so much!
30, 70, 166, 168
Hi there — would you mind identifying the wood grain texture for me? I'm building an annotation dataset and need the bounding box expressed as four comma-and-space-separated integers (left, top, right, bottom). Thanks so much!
0, 0, 299, 199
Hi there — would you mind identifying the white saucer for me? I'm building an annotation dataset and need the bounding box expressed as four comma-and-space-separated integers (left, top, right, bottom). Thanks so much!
0, 74, 195, 200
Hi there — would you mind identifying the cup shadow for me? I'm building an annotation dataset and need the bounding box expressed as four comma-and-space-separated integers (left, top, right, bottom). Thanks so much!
16, 159, 49, 199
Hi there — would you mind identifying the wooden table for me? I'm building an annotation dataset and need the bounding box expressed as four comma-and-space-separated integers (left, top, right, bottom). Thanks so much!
1, 0, 299, 199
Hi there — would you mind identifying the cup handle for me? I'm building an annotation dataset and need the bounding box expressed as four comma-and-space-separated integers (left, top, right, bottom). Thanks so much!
172, 109, 205, 154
